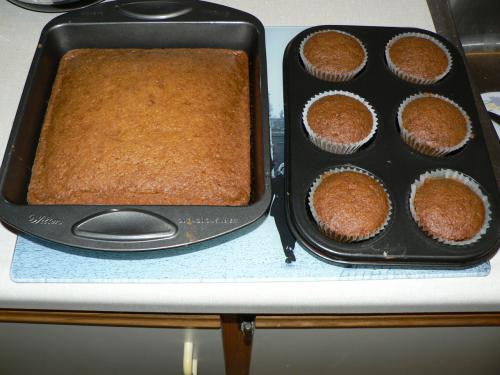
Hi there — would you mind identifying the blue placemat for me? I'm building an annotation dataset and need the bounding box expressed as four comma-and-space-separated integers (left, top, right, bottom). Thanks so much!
11, 216, 490, 283
9, 27, 491, 283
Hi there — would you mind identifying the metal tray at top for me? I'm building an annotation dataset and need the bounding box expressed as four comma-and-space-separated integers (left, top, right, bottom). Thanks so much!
0, 0, 271, 251
284, 25, 500, 267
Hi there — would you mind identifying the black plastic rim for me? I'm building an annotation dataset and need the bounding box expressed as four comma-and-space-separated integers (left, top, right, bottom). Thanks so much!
7, 0, 104, 13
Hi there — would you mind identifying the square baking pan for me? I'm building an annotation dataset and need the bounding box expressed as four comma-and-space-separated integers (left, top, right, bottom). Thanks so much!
284, 25, 499, 267
0, 0, 271, 251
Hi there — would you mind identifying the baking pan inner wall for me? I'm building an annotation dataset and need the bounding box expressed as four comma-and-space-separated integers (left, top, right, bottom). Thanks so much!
3, 22, 264, 205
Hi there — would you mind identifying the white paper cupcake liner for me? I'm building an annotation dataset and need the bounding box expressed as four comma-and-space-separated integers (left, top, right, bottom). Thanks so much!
308, 166, 392, 242
409, 169, 491, 246
302, 90, 378, 154
385, 32, 452, 84
397, 93, 472, 156
300, 29, 368, 82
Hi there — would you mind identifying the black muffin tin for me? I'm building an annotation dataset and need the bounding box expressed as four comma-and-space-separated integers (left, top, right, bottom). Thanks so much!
0, 0, 271, 251
284, 25, 500, 267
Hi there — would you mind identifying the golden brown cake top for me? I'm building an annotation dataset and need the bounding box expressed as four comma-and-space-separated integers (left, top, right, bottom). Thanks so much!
312, 171, 389, 238
307, 95, 373, 144
303, 31, 365, 74
388, 36, 449, 80
27, 48, 250, 205
413, 178, 485, 241
401, 96, 467, 148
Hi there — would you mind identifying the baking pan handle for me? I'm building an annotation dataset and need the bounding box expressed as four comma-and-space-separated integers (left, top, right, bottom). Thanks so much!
116, 0, 193, 20
72, 210, 178, 241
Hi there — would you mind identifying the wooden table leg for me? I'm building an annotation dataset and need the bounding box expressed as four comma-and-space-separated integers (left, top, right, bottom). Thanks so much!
221, 314, 254, 375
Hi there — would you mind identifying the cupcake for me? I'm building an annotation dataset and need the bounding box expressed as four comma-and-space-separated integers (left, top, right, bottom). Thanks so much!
410, 170, 491, 245
303, 91, 377, 154
398, 93, 471, 156
300, 30, 367, 82
309, 167, 391, 242
385, 32, 451, 84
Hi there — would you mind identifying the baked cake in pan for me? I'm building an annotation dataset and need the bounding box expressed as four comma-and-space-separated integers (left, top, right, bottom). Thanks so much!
28, 48, 251, 205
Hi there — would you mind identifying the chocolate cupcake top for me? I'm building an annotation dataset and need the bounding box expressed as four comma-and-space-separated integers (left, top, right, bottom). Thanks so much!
400, 95, 469, 150
306, 93, 374, 144
311, 171, 390, 239
413, 177, 485, 242
300, 30, 366, 81
386, 34, 450, 83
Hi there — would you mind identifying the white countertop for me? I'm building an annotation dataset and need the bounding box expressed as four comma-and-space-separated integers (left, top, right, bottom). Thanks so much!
1, 0, 499, 315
